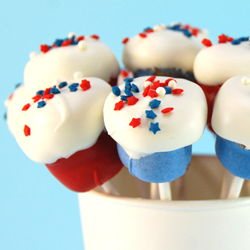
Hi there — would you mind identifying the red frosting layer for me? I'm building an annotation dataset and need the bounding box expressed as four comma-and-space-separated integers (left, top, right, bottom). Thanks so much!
46, 132, 123, 192
198, 83, 222, 133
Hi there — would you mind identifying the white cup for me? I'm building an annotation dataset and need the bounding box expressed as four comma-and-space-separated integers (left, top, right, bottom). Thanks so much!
78, 155, 250, 250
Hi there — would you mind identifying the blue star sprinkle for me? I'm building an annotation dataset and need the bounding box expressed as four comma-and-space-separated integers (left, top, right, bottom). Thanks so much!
145, 110, 157, 119
37, 100, 46, 108
112, 86, 121, 96
59, 81, 67, 89
149, 122, 161, 134
164, 87, 172, 94
149, 99, 161, 109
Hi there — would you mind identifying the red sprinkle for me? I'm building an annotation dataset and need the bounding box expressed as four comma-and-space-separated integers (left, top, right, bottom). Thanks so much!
129, 118, 141, 128
139, 33, 147, 38
61, 39, 72, 47
147, 89, 158, 98
122, 37, 129, 44
145, 29, 154, 33
161, 107, 174, 114
202, 38, 212, 47
80, 79, 91, 91
142, 85, 150, 97
114, 101, 124, 110
90, 34, 99, 40
172, 88, 184, 95
43, 88, 52, 97
146, 76, 156, 82
127, 96, 139, 105
22, 103, 31, 111
151, 80, 160, 90
191, 28, 199, 36
120, 70, 129, 77
44, 94, 54, 100
32, 94, 42, 103
40, 44, 50, 53
76, 35, 85, 41
218, 34, 228, 43
164, 78, 176, 86
24, 125, 31, 137
8, 93, 13, 101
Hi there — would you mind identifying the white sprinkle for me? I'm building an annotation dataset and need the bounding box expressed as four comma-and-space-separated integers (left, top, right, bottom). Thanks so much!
29, 51, 38, 60
153, 24, 166, 31
241, 76, 250, 85
144, 81, 151, 88
53, 78, 61, 86
168, 80, 177, 89
156, 87, 166, 97
73, 71, 83, 79
68, 32, 76, 39
78, 40, 87, 51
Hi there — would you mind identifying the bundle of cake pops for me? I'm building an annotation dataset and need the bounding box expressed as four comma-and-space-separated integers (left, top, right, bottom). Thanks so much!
5, 23, 250, 249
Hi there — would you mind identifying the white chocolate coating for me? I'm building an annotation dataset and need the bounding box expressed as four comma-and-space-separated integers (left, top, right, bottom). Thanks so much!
212, 75, 250, 148
122, 28, 203, 73
12, 77, 111, 164
194, 40, 250, 86
104, 76, 207, 159
24, 35, 120, 95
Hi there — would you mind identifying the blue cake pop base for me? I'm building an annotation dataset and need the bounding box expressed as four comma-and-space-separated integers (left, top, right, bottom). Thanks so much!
117, 144, 192, 183
216, 135, 250, 180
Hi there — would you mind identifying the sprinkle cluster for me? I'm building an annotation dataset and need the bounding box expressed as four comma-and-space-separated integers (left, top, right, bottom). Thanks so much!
202, 34, 250, 47
122, 23, 201, 44
21, 79, 91, 137
112, 76, 184, 134
40, 33, 100, 53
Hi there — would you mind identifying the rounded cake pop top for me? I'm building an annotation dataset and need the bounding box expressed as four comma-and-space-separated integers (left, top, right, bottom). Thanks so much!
212, 75, 250, 148
122, 23, 205, 79
104, 76, 208, 160
24, 32, 120, 95
194, 35, 250, 86
12, 77, 111, 164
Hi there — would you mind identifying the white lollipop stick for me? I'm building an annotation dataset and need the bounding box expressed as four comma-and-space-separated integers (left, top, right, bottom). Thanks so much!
150, 183, 159, 200
158, 182, 172, 200
220, 169, 244, 199
101, 181, 119, 196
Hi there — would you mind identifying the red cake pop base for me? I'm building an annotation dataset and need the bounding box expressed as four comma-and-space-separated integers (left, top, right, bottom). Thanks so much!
46, 132, 123, 192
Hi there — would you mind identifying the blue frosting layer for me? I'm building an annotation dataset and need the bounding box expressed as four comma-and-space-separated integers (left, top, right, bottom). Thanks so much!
216, 135, 250, 180
117, 144, 191, 183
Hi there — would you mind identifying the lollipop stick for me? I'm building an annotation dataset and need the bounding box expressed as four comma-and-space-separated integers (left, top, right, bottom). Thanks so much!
101, 181, 119, 196
220, 169, 244, 199
227, 176, 244, 199
158, 182, 172, 200
150, 183, 159, 200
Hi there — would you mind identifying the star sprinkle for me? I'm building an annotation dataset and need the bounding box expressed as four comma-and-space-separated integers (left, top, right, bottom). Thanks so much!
58, 81, 67, 89
129, 118, 141, 128
149, 122, 161, 134
114, 101, 124, 110
37, 100, 46, 108
127, 96, 139, 105
149, 99, 161, 109
80, 79, 91, 91
145, 110, 157, 119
